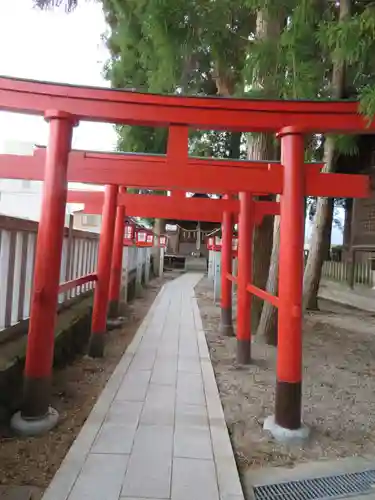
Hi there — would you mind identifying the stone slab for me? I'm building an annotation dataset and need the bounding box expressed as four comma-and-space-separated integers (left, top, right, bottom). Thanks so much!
42, 274, 244, 500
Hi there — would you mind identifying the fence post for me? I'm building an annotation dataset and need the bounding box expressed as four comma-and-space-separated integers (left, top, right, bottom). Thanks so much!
368, 260, 372, 286
208, 250, 214, 279
145, 248, 151, 285
213, 251, 221, 304
348, 250, 355, 289
136, 248, 143, 296
64, 214, 74, 301
159, 247, 165, 278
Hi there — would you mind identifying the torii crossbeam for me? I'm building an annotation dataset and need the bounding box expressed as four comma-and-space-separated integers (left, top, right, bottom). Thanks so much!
0, 148, 367, 197
1, 76, 375, 133
67, 190, 280, 224
0, 76, 370, 443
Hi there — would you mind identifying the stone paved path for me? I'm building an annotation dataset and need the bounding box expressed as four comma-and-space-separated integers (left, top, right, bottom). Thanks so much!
42, 273, 244, 500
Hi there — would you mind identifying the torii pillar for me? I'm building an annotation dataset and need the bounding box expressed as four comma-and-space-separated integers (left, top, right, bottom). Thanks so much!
236, 192, 253, 364
108, 187, 126, 320
11, 111, 75, 435
88, 184, 117, 357
264, 127, 309, 441
220, 195, 234, 336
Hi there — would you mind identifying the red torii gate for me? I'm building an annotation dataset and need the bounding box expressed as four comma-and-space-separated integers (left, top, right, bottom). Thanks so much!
0, 76, 370, 441
67, 189, 281, 223
68, 189, 241, 222
0, 147, 358, 197
66, 188, 279, 318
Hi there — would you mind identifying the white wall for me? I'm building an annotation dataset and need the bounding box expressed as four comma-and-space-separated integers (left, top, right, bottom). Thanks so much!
0, 140, 44, 221
0, 140, 100, 225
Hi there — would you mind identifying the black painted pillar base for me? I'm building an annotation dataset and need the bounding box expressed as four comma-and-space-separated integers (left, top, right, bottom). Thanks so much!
236, 339, 251, 365
108, 299, 120, 319
22, 376, 51, 419
10, 376, 59, 436
275, 380, 302, 430
88, 333, 105, 358
220, 307, 234, 336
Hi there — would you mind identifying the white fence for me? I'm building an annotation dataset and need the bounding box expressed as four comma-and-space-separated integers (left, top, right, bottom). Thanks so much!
0, 215, 100, 332
126, 246, 142, 273
0, 215, 152, 333
322, 260, 373, 287
122, 246, 150, 281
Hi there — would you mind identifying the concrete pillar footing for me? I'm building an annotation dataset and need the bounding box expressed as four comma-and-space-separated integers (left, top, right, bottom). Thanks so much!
11, 407, 59, 436
107, 317, 126, 330
263, 415, 310, 443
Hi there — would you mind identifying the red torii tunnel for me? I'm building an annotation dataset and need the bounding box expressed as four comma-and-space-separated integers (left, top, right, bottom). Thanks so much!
67, 188, 279, 322
0, 76, 371, 441
66, 189, 280, 223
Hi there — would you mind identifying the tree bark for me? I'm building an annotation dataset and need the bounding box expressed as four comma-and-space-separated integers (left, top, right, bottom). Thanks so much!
214, 11, 280, 335
153, 218, 166, 276
303, 0, 351, 310
257, 0, 331, 341
247, 8, 282, 333
343, 198, 353, 249
248, 133, 277, 333
256, 213, 280, 345
322, 198, 334, 260
229, 132, 242, 160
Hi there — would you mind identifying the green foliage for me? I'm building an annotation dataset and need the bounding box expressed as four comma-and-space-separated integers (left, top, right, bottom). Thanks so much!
359, 85, 375, 124
36, 0, 375, 130
116, 125, 167, 154
99, 0, 375, 161
189, 131, 246, 159
33, 0, 78, 10
331, 134, 359, 157
317, 4, 375, 120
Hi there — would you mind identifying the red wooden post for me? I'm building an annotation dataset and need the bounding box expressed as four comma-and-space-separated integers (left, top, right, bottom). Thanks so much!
275, 127, 305, 431
236, 192, 253, 364
220, 198, 234, 336
108, 187, 126, 319
13, 110, 75, 433
88, 184, 118, 357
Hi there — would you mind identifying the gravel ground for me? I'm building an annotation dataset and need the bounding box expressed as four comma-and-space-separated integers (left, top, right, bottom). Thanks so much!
0, 273, 176, 498
195, 277, 375, 495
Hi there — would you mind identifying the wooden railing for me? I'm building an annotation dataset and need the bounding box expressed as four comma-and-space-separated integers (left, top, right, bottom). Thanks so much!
0, 215, 100, 332
322, 260, 373, 287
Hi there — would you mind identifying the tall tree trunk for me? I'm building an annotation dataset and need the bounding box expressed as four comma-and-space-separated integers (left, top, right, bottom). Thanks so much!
256, 213, 280, 345
343, 198, 353, 250
322, 198, 334, 260
257, 0, 328, 343
153, 218, 166, 276
248, 134, 277, 333
247, 9, 282, 334
303, 0, 351, 310
229, 132, 242, 159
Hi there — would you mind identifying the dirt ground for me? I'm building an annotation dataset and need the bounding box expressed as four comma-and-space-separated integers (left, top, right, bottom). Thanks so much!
0, 273, 174, 499
195, 277, 375, 492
